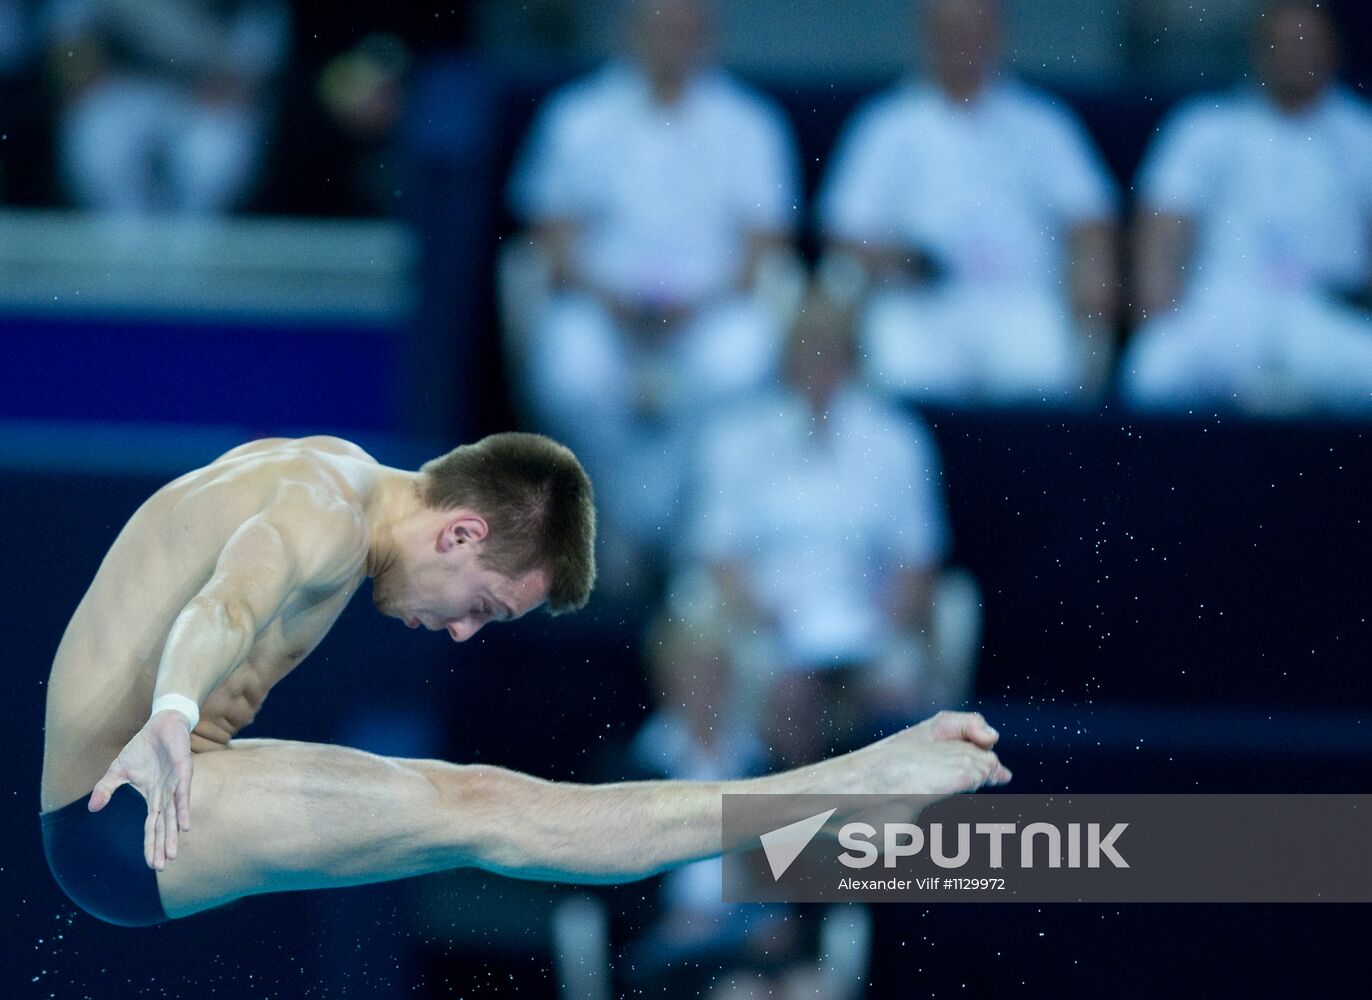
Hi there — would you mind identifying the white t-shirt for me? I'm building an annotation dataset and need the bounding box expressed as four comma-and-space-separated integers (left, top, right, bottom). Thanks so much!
509, 61, 800, 305
818, 77, 1117, 290
688, 385, 951, 665
1137, 86, 1372, 297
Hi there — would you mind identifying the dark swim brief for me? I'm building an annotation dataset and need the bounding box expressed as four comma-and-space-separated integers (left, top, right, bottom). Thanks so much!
41, 783, 169, 927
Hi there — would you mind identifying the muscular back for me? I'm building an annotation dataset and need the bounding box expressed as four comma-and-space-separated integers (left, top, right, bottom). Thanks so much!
40, 437, 376, 812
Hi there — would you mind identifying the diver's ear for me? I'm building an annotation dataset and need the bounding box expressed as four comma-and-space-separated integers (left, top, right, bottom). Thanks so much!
437, 512, 489, 552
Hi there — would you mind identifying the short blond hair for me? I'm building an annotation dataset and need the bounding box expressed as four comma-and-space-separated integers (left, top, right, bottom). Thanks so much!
420, 433, 596, 614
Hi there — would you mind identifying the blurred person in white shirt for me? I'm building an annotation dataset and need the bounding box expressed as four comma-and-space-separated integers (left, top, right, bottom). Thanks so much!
506, 0, 801, 584
1122, 1, 1372, 416
679, 289, 979, 768
46, 0, 289, 214
817, 0, 1119, 406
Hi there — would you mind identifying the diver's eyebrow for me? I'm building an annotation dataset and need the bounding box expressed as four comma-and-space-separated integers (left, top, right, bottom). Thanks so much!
496, 598, 516, 622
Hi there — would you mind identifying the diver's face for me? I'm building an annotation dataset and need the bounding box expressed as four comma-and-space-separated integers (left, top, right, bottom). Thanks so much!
372, 513, 548, 641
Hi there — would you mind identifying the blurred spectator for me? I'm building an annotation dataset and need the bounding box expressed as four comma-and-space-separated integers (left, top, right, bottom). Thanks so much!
817, 0, 1119, 406
314, 33, 410, 213
1122, 1, 1372, 416
46, 0, 290, 214
677, 289, 979, 769
626, 608, 869, 1000
633, 605, 766, 788
505, 0, 801, 587
627, 607, 771, 974
305, 6, 501, 440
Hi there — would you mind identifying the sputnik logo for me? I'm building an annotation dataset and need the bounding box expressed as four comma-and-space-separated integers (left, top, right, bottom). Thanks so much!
758, 808, 837, 881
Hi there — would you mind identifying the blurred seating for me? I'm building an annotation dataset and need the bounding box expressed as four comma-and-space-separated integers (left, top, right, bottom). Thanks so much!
0, 210, 415, 429
44, 0, 290, 214
501, 0, 803, 589
1121, 1, 1372, 417
0, 209, 414, 314
817, 0, 1121, 407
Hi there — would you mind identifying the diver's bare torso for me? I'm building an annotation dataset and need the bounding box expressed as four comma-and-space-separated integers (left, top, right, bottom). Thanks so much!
40, 437, 380, 814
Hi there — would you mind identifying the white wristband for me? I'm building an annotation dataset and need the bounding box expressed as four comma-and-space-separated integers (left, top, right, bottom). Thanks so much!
151, 694, 199, 731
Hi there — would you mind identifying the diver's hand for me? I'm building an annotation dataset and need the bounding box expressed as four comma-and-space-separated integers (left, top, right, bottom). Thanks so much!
88, 709, 194, 870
